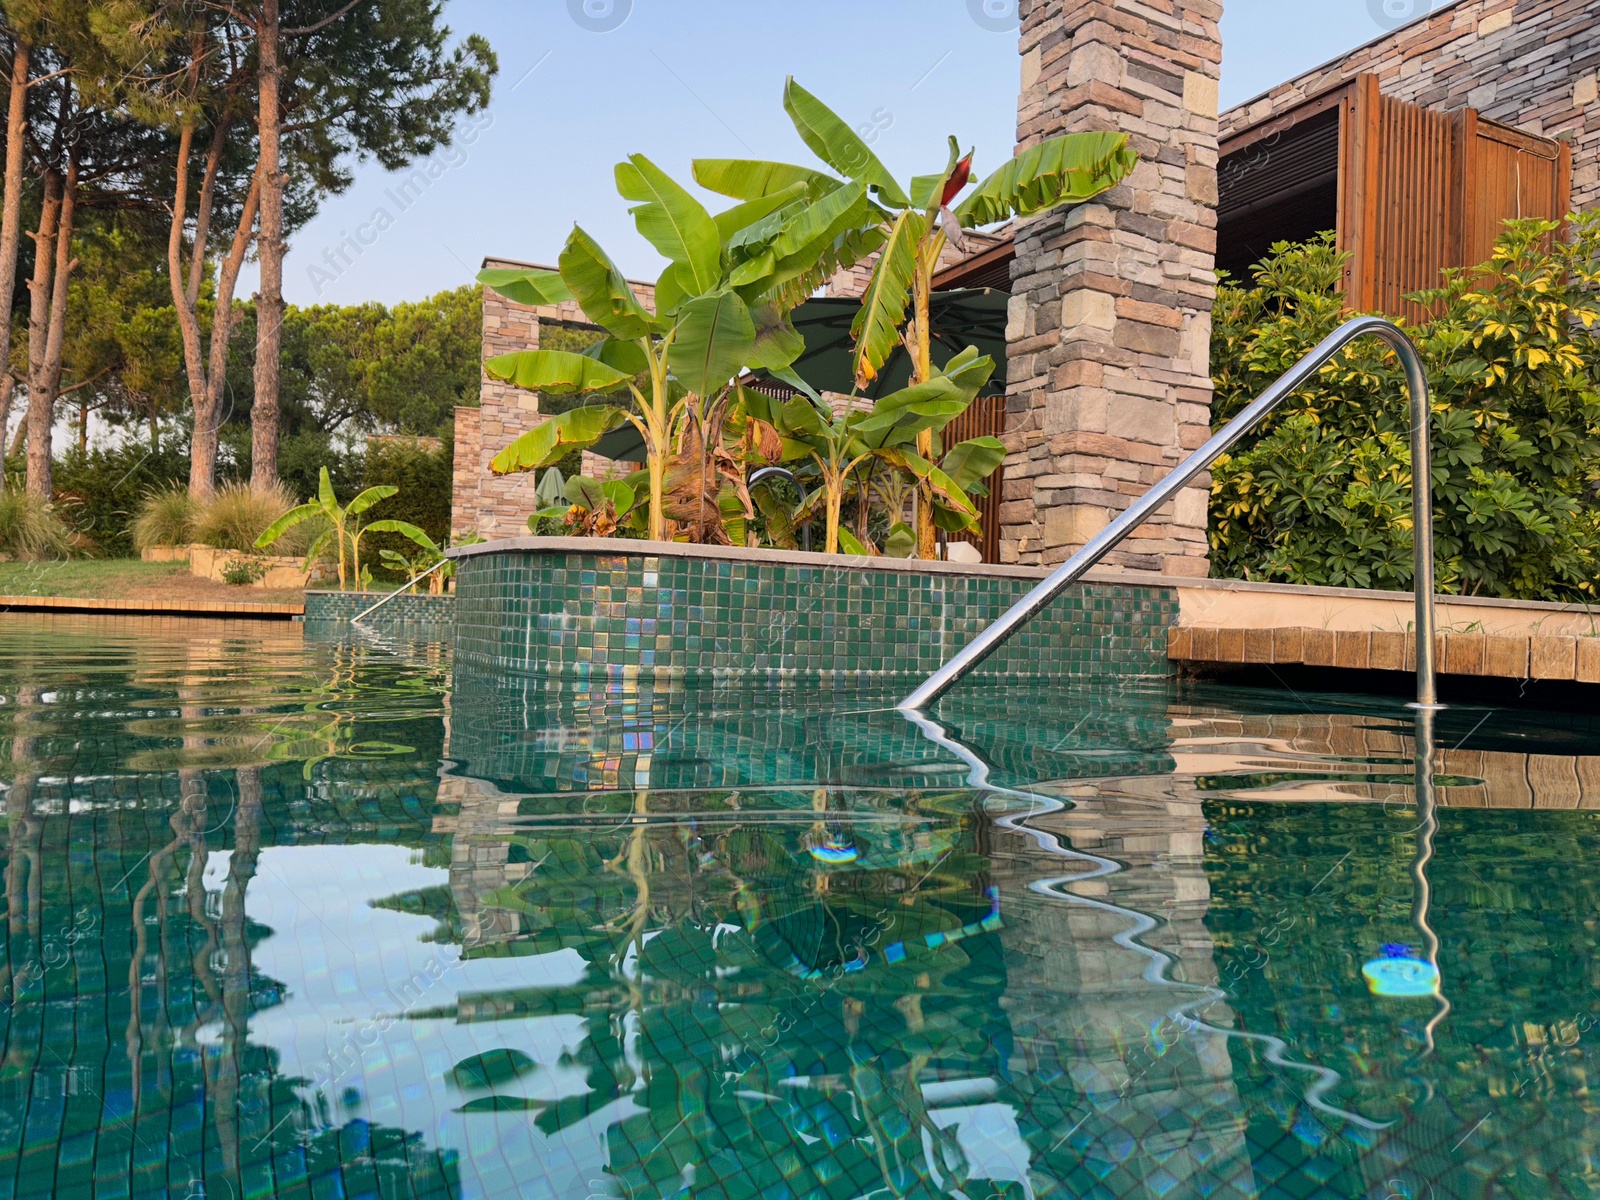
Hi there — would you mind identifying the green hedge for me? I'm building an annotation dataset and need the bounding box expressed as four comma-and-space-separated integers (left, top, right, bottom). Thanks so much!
1210, 216, 1600, 603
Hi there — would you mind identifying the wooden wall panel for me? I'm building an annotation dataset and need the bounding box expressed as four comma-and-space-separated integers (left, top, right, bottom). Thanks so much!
944, 394, 1006, 563
1457, 111, 1572, 268
1340, 75, 1456, 323
1335, 74, 1569, 323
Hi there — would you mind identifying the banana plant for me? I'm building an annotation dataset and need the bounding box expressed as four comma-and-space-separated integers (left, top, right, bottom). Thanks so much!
477, 150, 884, 542
529, 471, 646, 538
694, 78, 1138, 558
255, 466, 396, 590
746, 348, 1005, 554
352, 519, 438, 590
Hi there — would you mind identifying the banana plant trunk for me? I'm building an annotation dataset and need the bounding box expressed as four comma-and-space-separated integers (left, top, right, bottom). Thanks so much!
825, 474, 844, 555
912, 236, 942, 560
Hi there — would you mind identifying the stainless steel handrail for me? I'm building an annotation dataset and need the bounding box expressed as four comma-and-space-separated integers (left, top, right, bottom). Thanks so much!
900, 315, 1440, 711
351, 558, 448, 625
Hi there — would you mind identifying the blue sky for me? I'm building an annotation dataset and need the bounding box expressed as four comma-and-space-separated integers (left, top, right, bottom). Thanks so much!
276, 0, 1434, 308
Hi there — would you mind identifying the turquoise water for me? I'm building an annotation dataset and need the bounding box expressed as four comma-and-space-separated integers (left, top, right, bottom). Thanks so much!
4, 617, 1600, 1198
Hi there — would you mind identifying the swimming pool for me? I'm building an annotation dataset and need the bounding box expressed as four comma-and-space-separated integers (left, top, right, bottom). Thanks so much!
3, 615, 1599, 1198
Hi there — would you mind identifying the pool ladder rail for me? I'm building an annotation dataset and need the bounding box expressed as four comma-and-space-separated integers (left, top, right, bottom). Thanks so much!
900, 315, 1442, 712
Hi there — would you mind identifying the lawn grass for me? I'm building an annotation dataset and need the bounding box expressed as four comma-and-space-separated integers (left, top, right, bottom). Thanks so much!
0, 560, 188, 597
0, 559, 303, 603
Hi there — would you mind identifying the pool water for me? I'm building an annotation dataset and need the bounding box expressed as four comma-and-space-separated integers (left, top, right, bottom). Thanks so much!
4, 616, 1600, 1199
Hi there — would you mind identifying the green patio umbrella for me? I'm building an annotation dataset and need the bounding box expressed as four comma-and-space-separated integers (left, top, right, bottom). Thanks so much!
771, 286, 1010, 400
588, 287, 1010, 462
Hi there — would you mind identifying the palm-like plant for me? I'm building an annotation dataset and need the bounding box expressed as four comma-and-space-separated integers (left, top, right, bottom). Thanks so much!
256, 467, 422, 590
477, 150, 884, 542
748, 348, 1005, 554
694, 78, 1139, 557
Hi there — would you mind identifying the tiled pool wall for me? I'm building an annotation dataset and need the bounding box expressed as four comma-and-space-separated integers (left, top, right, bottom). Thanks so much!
444, 670, 1181, 794
451, 546, 1180, 683
303, 590, 457, 633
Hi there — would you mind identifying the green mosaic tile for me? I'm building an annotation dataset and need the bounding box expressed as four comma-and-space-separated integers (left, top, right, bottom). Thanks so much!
451, 550, 1180, 683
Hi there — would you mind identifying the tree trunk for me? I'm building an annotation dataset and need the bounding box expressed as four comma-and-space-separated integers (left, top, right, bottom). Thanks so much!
77, 399, 87, 455
171, 112, 260, 499
28, 158, 77, 498
24, 170, 62, 500
251, 0, 284, 488
0, 39, 30, 493
198, 174, 260, 496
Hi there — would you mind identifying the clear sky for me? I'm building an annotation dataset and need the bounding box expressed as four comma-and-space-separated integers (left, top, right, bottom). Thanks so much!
272, 0, 1435, 308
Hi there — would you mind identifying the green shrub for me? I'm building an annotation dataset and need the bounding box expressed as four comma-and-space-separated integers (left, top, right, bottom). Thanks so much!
221, 555, 269, 586
193, 483, 303, 553
0, 490, 75, 561
1210, 216, 1600, 602
49, 444, 189, 558
359, 438, 452, 581
132, 488, 197, 551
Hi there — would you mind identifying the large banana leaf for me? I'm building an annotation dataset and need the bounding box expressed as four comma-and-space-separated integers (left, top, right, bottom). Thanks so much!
692, 158, 840, 202
565, 475, 637, 515
851, 378, 967, 449
615, 154, 721, 295
668, 291, 756, 397
956, 131, 1137, 227
256, 502, 322, 550
940, 436, 1006, 492
850, 209, 926, 387
490, 407, 629, 475
477, 266, 572, 307
767, 224, 887, 312
722, 182, 868, 302
777, 395, 829, 439
783, 78, 911, 208
363, 519, 438, 554
485, 349, 634, 395
936, 346, 997, 404
346, 485, 398, 517
772, 181, 869, 261
558, 226, 656, 340
655, 262, 692, 318
580, 337, 649, 378
747, 304, 804, 372
712, 182, 810, 243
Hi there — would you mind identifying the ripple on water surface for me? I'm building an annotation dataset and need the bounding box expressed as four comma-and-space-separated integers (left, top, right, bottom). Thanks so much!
3, 615, 1600, 1198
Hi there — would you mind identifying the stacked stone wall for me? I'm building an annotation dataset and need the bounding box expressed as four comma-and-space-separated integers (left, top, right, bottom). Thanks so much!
1221, 0, 1599, 210
1000, 0, 1222, 575
451, 259, 654, 540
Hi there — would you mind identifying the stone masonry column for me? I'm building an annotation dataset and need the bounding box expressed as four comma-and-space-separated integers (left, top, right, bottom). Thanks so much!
1000, 0, 1223, 576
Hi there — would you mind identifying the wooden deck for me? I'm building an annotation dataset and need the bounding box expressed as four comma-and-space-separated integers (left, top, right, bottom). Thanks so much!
0, 594, 304, 620
1169, 625, 1600, 683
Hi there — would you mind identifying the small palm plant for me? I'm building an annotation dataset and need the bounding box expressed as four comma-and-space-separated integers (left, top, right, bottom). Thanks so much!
255, 467, 433, 590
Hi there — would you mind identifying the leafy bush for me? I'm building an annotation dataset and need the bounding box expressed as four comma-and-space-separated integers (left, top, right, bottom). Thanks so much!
0, 490, 75, 561
132, 488, 197, 551
359, 438, 452, 581
49, 444, 189, 558
220, 555, 269, 586
193, 482, 306, 553
1210, 217, 1600, 601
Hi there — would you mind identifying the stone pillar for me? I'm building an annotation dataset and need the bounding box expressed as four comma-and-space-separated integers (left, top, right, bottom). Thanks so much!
1000, 0, 1223, 576
450, 258, 655, 541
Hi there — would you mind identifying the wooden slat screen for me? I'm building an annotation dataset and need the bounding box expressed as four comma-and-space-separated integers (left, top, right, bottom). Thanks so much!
943, 394, 1006, 563
1341, 76, 1458, 323
1336, 74, 1572, 322
1457, 111, 1573, 268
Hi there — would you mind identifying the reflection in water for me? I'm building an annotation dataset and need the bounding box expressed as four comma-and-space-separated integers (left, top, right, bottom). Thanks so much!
3, 618, 1600, 1196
